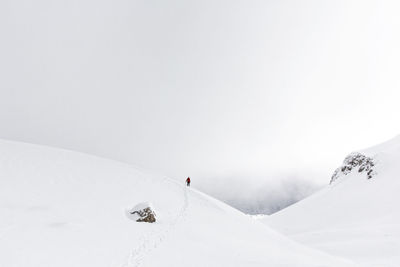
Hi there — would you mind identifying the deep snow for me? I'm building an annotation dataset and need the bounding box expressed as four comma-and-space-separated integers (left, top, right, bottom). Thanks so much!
265, 135, 400, 267
0, 139, 355, 267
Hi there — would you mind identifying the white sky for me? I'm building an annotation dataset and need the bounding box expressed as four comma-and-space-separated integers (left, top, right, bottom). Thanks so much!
1, 0, 400, 185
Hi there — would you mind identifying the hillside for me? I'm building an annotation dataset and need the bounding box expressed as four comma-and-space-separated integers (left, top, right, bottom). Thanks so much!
0, 139, 355, 267
266, 136, 400, 267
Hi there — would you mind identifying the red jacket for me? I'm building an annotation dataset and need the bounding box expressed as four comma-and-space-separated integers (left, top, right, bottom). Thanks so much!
186, 177, 190, 183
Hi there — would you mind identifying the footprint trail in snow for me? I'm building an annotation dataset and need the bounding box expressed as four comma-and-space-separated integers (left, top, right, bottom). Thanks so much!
122, 185, 189, 267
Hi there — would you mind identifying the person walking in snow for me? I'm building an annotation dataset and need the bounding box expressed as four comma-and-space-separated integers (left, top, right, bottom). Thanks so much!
186, 177, 191, 187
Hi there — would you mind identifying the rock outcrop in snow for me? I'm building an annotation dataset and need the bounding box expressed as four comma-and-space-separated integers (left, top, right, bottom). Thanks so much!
330, 152, 376, 184
266, 136, 400, 267
128, 202, 156, 223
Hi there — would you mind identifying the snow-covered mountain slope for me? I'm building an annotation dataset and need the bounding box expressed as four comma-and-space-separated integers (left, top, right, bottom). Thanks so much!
265, 136, 400, 267
0, 140, 355, 267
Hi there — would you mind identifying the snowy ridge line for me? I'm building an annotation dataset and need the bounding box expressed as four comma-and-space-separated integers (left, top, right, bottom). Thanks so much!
121, 184, 189, 267
0, 140, 362, 267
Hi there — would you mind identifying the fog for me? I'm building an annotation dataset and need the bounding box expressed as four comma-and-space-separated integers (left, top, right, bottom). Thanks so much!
196, 171, 323, 215
1, 0, 400, 213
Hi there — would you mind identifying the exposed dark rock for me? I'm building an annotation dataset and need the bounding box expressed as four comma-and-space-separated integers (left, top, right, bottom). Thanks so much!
130, 207, 156, 223
127, 202, 156, 223
330, 152, 376, 184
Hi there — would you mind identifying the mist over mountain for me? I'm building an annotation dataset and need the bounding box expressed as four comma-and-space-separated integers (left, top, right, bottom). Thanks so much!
196, 172, 322, 215
2, 0, 400, 265
2, 0, 400, 193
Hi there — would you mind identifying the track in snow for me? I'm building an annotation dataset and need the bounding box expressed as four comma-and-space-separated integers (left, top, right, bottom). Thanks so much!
121, 185, 189, 267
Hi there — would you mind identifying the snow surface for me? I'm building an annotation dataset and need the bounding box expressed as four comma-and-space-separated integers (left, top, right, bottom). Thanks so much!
0, 139, 356, 267
265, 136, 400, 267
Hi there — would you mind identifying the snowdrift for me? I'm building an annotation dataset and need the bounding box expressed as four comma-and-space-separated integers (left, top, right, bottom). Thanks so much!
266, 135, 400, 267
0, 139, 354, 267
